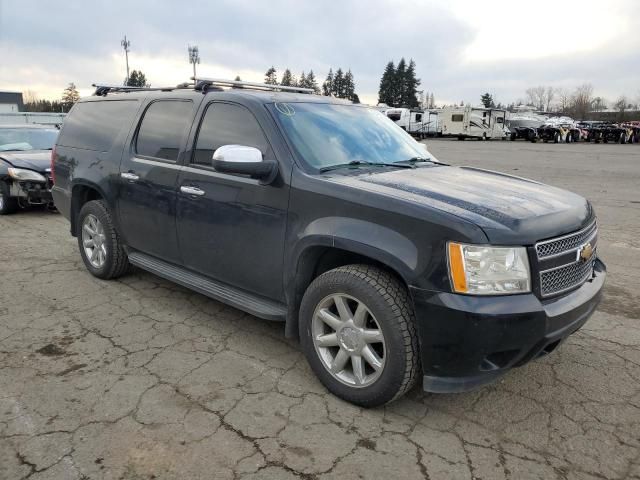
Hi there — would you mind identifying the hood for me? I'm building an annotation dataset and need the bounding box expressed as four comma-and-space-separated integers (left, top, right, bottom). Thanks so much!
0, 150, 51, 172
327, 165, 592, 244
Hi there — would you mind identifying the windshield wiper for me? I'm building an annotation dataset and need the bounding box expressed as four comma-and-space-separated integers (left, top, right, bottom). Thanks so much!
319, 160, 414, 173
393, 156, 443, 165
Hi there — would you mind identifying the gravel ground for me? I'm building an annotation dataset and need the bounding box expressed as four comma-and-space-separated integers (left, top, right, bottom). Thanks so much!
0, 139, 639, 480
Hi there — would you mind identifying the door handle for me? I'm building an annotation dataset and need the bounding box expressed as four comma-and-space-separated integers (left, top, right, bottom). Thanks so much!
180, 185, 205, 196
121, 172, 139, 181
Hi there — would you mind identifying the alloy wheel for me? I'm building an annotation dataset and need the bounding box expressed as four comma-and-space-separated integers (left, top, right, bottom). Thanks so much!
82, 214, 107, 268
311, 293, 386, 387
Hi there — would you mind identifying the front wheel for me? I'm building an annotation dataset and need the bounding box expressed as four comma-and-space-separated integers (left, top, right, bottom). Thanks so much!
77, 200, 130, 279
300, 265, 419, 407
0, 181, 18, 215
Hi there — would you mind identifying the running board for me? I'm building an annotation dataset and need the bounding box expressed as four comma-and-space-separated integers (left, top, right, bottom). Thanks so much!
128, 252, 287, 321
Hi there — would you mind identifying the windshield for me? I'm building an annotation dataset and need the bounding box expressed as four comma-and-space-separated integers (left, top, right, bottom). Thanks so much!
0, 128, 59, 152
269, 103, 430, 171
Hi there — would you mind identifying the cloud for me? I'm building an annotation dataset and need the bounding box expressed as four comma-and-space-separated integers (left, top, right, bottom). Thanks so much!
1, 0, 639, 106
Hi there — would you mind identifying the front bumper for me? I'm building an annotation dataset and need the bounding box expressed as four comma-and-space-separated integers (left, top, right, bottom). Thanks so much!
410, 258, 606, 393
10, 180, 53, 205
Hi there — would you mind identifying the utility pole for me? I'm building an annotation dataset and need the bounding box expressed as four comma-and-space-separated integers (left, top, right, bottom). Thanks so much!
121, 35, 131, 85
188, 45, 200, 80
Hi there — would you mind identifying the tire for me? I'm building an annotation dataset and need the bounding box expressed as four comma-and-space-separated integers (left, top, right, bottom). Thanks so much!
510, 132, 516, 141
566, 133, 572, 143
299, 265, 419, 407
77, 200, 130, 279
482, 133, 487, 141
619, 133, 626, 144
554, 132, 561, 143
0, 181, 18, 215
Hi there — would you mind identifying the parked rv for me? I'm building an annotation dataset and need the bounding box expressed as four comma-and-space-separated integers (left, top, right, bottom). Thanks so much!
441, 106, 507, 140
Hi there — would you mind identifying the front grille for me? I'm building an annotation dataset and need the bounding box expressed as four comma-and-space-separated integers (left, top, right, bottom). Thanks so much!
540, 256, 595, 296
536, 221, 597, 258
535, 220, 598, 297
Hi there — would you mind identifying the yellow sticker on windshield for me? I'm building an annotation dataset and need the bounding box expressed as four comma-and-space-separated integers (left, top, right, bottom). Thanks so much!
275, 103, 295, 116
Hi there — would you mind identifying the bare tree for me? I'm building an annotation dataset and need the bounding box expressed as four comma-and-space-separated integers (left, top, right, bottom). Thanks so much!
614, 96, 628, 122
23, 90, 39, 104
525, 86, 546, 110
556, 88, 571, 113
571, 83, 593, 119
545, 87, 555, 112
592, 97, 607, 112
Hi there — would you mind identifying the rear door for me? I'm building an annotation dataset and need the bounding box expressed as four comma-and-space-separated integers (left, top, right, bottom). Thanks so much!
118, 99, 197, 263
175, 101, 289, 301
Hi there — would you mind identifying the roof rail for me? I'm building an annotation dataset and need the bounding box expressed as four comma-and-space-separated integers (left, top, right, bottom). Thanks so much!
92, 84, 190, 96
192, 77, 314, 94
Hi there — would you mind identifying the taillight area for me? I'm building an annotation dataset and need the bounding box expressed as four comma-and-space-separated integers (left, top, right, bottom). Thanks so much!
50, 146, 57, 184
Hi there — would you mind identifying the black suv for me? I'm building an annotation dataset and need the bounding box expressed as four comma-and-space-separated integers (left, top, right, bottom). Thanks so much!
51, 79, 605, 406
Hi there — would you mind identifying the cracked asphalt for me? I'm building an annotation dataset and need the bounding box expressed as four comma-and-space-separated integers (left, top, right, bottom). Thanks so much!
1, 140, 639, 480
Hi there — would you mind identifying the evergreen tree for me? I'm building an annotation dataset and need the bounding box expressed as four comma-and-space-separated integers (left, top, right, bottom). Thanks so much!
403, 59, 420, 108
378, 61, 396, 106
322, 69, 334, 96
333, 68, 344, 98
306, 70, 320, 94
298, 71, 308, 89
61, 83, 80, 110
480, 93, 495, 108
280, 69, 294, 86
395, 58, 407, 106
344, 70, 356, 102
126, 70, 149, 87
233, 75, 244, 89
264, 67, 278, 85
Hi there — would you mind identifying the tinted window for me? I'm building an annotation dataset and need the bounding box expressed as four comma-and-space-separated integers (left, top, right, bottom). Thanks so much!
57, 100, 137, 152
497, 117, 504, 123
136, 101, 192, 161
192, 103, 271, 166
451, 114, 463, 122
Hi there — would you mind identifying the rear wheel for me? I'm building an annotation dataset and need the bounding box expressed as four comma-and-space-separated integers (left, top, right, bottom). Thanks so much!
0, 181, 18, 215
300, 265, 419, 407
554, 132, 561, 143
619, 133, 626, 144
77, 200, 130, 279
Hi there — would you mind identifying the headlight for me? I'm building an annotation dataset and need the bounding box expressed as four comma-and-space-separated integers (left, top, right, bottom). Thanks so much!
448, 242, 531, 295
7, 168, 47, 182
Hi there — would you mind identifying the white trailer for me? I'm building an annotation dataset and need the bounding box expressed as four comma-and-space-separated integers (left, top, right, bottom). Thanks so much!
385, 108, 439, 138
440, 106, 506, 140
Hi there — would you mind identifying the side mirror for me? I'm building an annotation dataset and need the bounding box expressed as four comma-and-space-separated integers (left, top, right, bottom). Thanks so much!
212, 145, 278, 184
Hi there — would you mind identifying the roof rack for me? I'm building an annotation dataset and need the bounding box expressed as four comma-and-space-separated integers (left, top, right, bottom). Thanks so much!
192, 77, 314, 94
92, 83, 190, 96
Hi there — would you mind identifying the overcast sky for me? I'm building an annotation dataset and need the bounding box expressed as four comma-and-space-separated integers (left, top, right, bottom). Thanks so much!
1, 0, 639, 106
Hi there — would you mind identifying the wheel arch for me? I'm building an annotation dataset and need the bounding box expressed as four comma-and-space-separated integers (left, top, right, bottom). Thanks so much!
70, 181, 107, 236
285, 230, 418, 340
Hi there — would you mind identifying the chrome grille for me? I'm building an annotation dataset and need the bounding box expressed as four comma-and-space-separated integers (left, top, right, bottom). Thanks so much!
536, 221, 597, 259
540, 256, 595, 296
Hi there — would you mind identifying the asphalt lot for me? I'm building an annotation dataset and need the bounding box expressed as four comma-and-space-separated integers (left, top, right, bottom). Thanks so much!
1, 139, 639, 480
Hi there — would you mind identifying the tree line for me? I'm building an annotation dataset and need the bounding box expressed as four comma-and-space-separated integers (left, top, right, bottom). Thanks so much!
515, 84, 639, 121
264, 67, 359, 103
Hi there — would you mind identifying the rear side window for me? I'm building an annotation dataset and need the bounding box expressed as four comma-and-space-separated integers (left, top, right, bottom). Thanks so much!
451, 114, 463, 122
57, 100, 137, 152
192, 103, 272, 166
136, 100, 193, 161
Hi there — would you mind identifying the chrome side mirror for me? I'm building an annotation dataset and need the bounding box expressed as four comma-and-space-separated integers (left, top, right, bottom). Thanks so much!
212, 145, 278, 184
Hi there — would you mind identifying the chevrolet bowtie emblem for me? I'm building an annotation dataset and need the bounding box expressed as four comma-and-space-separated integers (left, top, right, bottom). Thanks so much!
579, 243, 594, 262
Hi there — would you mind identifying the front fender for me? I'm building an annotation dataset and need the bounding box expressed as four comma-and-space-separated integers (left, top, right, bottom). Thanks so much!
286, 216, 421, 292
